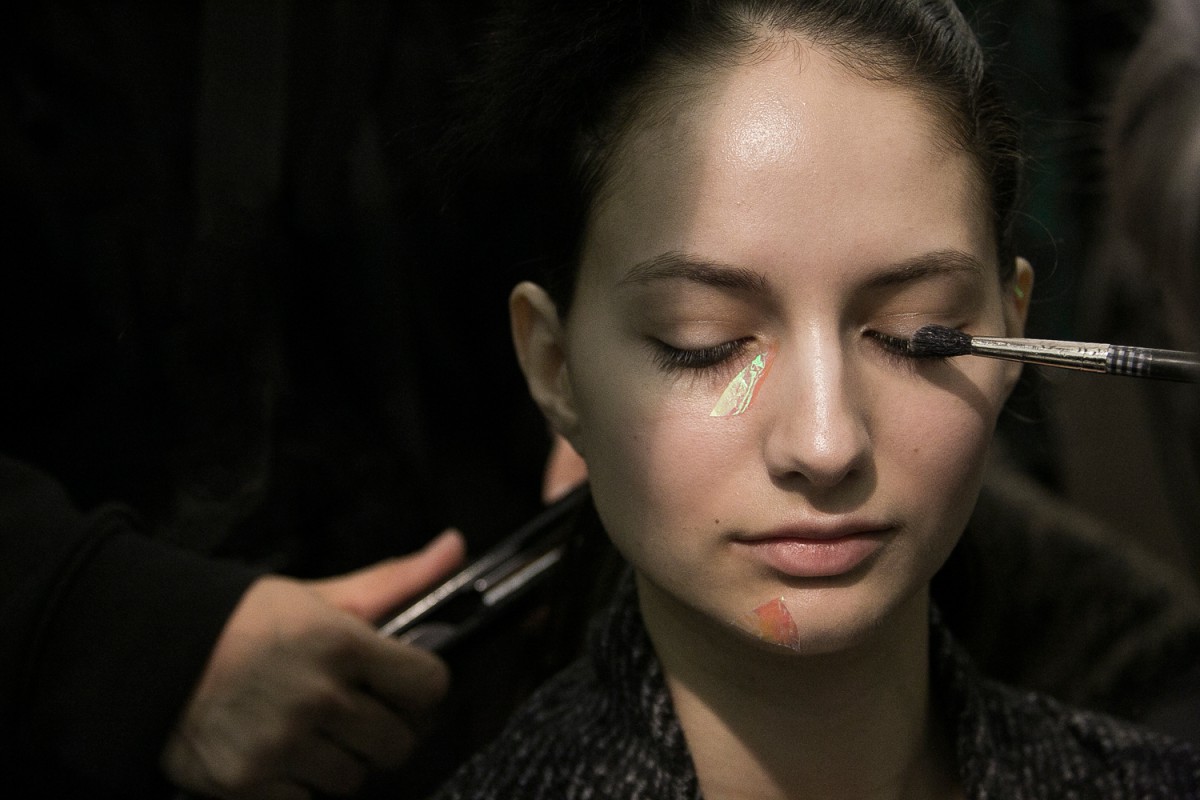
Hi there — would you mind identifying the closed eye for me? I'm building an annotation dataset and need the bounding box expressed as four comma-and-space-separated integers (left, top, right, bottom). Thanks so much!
863, 330, 946, 364
650, 338, 753, 372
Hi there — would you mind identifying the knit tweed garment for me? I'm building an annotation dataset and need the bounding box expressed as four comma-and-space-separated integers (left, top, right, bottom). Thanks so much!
432, 575, 1200, 799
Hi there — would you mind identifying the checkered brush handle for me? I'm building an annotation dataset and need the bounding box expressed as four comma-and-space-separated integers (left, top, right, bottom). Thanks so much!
1107, 345, 1200, 382
1105, 345, 1151, 377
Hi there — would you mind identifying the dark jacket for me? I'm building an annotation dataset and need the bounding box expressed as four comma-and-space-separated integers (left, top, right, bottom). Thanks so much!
0, 456, 260, 798
433, 571, 1200, 799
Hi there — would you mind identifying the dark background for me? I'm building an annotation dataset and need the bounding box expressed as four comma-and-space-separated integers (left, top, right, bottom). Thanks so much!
2, 1, 551, 575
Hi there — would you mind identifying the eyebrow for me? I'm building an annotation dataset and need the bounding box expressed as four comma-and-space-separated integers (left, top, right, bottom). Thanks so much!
860, 249, 986, 290
618, 248, 985, 293
618, 252, 770, 293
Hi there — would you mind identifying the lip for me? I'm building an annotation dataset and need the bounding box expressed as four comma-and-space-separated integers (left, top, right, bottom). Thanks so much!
732, 524, 893, 578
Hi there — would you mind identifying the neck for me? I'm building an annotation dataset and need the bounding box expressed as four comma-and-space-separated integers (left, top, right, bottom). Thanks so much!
638, 578, 959, 800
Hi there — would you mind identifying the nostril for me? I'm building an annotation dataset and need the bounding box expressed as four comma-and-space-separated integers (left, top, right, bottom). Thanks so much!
761, 396, 870, 488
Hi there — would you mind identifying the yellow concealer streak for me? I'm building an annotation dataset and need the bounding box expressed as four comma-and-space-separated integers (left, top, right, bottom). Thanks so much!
710, 352, 770, 416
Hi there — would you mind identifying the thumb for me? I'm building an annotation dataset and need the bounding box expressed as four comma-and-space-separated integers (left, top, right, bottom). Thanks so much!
312, 529, 467, 621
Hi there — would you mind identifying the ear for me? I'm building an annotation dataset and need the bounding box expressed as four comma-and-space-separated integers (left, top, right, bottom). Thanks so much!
998, 257, 1034, 392
510, 281, 582, 449
1002, 257, 1034, 337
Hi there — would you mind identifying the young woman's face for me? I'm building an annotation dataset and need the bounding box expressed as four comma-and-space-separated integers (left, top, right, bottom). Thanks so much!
531, 43, 1028, 654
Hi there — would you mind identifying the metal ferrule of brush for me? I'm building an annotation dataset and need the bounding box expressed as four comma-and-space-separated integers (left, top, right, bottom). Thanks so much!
968, 336, 1111, 372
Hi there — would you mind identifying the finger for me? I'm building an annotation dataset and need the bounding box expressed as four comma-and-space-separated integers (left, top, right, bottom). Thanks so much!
324, 689, 416, 769
353, 636, 451, 714
162, 712, 284, 799
164, 736, 312, 800
314, 530, 467, 621
288, 736, 368, 797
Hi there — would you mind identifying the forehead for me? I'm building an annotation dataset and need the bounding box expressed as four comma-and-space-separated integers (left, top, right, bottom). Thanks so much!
580, 41, 991, 290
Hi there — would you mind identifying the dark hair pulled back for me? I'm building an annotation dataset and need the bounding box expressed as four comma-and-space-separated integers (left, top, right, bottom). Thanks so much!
449, 0, 1023, 311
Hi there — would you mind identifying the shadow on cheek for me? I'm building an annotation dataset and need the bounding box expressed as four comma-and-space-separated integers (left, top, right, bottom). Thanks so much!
924, 362, 1001, 422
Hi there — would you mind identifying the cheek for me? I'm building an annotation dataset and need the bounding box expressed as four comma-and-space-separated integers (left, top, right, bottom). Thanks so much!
568, 351, 752, 558
908, 411, 990, 492
882, 364, 1007, 518
569, 332, 760, 474
580, 381, 737, 511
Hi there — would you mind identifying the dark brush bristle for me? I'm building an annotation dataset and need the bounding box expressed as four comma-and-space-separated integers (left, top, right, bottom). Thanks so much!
910, 325, 973, 357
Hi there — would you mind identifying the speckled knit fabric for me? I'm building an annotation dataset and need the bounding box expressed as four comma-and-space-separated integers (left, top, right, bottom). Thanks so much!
432, 574, 1200, 799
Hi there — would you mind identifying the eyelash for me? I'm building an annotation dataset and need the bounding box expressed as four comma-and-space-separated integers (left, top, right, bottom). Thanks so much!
651, 338, 752, 372
650, 330, 947, 373
863, 330, 947, 365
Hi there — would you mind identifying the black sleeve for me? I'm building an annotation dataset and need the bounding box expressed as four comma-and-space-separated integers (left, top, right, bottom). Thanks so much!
0, 455, 262, 798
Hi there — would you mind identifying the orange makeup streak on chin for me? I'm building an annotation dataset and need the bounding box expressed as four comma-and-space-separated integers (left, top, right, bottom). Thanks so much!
745, 597, 800, 648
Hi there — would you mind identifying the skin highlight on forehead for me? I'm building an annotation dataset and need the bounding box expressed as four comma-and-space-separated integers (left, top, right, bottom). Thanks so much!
723, 93, 805, 170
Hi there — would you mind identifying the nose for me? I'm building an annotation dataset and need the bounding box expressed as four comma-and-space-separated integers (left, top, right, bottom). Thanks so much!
761, 340, 870, 489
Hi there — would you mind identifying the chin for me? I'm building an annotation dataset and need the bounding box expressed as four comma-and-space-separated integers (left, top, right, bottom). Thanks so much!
736, 582, 926, 657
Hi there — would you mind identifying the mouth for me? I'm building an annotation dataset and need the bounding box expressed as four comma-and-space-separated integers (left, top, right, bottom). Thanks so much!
731, 524, 894, 578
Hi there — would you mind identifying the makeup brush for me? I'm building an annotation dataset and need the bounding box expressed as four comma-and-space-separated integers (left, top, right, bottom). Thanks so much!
909, 325, 1200, 383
